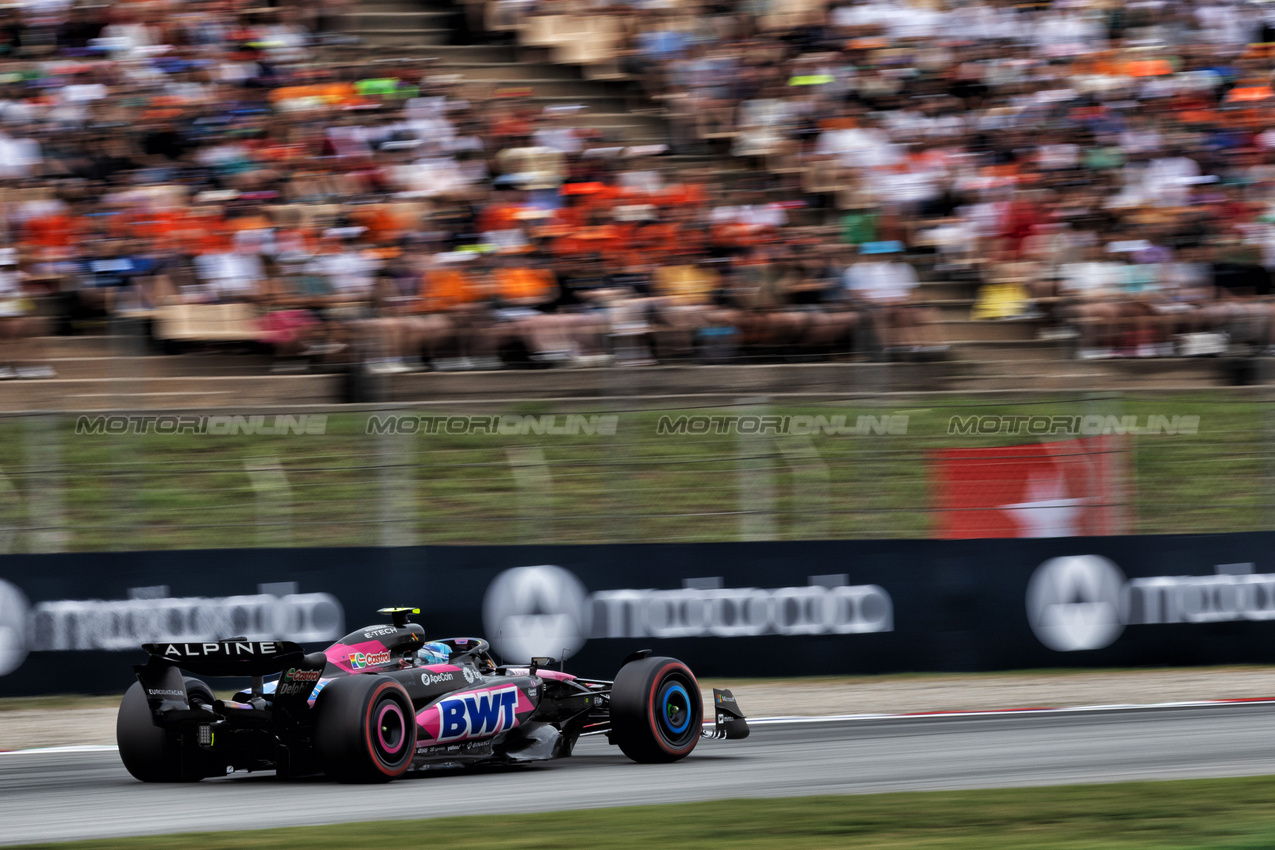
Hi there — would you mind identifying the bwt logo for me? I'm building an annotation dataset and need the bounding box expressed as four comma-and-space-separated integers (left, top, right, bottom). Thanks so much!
434, 686, 520, 743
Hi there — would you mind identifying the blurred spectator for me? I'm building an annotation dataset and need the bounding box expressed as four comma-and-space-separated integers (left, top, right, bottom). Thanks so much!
9, 0, 1275, 382
0, 247, 53, 378
842, 242, 945, 357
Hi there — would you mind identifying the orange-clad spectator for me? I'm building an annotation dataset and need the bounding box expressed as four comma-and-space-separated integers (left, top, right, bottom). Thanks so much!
558, 221, 630, 258
348, 204, 414, 245
630, 217, 681, 263
22, 211, 80, 257
183, 208, 233, 256
421, 258, 483, 312
478, 195, 530, 234
657, 182, 707, 209
495, 261, 554, 303
124, 208, 184, 243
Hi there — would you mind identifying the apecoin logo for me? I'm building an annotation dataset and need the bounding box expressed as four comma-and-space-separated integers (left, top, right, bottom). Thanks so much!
1026, 555, 1126, 652
0, 579, 30, 676
482, 565, 591, 665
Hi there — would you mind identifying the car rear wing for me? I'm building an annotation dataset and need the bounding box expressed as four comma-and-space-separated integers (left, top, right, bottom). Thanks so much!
134, 640, 318, 726
141, 640, 307, 677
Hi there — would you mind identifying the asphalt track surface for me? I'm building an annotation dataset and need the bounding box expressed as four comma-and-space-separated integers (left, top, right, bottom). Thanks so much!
5, 704, 1275, 845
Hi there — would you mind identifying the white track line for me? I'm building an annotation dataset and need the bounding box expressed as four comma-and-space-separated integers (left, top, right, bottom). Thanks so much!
739, 698, 1275, 726
0, 745, 119, 755
7, 699, 1275, 756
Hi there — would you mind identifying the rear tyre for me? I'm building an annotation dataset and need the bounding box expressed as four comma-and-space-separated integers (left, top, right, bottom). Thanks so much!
313, 676, 416, 783
610, 656, 702, 763
183, 678, 215, 709
116, 681, 205, 782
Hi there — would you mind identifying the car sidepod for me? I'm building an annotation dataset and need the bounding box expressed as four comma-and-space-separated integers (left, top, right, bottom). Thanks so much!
410, 675, 541, 763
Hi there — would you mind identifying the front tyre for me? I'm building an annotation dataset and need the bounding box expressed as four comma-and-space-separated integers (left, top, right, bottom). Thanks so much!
116, 681, 204, 782
313, 676, 416, 783
610, 656, 702, 763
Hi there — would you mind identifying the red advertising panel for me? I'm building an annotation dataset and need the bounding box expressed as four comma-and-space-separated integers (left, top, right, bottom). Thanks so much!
930, 437, 1127, 539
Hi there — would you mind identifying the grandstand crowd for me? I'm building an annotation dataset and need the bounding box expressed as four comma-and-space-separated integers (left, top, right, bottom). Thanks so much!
1, 0, 1275, 376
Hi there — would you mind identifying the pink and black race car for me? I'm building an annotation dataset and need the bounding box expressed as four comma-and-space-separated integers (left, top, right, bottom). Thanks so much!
116, 607, 748, 783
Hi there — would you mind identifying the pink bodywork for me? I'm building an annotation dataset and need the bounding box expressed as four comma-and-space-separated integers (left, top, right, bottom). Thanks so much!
415, 684, 536, 743
323, 639, 392, 673
503, 667, 577, 682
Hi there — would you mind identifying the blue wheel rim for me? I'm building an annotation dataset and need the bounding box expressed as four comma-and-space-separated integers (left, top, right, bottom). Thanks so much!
662, 683, 691, 734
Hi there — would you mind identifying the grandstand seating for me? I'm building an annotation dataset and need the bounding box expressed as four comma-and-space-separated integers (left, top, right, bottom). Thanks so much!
12, 0, 1266, 410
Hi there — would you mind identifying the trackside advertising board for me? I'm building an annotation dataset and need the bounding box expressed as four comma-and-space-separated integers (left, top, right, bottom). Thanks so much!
2, 534, 1275, 695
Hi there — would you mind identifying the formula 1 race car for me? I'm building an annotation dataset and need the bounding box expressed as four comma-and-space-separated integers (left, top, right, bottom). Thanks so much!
117, 608, 749, 783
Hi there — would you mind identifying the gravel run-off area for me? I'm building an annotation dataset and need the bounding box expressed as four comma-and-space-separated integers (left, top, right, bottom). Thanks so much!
3, 667, 1274, 752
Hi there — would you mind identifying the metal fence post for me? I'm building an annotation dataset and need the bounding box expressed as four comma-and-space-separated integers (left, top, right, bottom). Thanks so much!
507, 446, 553, 543
1268, 387, 1275, 531
243, 457, 292, 547
777, 436, 830, 540
24, 413, 67, 553
377, 408, 416, 547
108, 314, 148, 550
0, 466, 19, 554
736, 398, 777, 541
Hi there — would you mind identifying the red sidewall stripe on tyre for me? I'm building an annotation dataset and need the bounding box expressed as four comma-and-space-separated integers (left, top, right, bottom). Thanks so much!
364, 680, 410, 777
646, 662, 700, 756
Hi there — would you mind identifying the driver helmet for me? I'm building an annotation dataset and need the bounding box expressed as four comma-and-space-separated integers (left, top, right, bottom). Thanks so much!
419, 641, 451, 666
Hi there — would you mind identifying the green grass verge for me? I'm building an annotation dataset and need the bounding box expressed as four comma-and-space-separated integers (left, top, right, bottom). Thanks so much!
16, 778, 1275, 849
0, 391, 1270, 551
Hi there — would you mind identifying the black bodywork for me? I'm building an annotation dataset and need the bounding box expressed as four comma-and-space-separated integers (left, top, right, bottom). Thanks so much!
124, 609, 747, 780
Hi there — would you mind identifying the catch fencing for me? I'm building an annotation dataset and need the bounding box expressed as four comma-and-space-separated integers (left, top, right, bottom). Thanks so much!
0, 391, 1269, 553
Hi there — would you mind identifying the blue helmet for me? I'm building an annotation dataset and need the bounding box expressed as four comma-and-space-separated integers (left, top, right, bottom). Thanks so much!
419, 641, 451, 666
